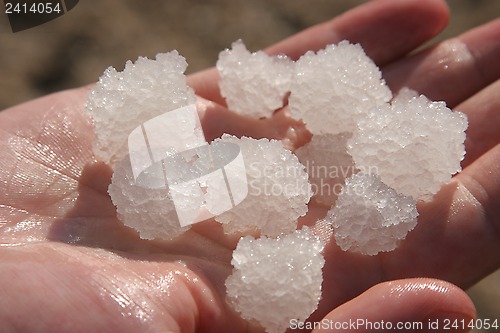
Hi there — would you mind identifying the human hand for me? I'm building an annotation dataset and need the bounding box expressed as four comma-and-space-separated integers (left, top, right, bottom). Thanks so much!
1, 0, 498, 332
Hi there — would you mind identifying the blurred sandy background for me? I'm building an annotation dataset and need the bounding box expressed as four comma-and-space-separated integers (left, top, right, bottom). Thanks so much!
0, 0, 498, 330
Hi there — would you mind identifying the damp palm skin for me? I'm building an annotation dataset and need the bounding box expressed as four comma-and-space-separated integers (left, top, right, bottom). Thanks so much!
1, 0, 499, 332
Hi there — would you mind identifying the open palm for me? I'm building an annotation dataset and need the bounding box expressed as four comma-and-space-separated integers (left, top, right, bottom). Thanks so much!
1, 1, 499, 332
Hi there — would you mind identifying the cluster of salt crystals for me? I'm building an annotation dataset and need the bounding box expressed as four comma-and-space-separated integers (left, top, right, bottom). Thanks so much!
85, 52, 195, 165
107, 133, 310, 240
215, 134, 311, 237
348, 88, 468, 200
219, 40, 467, 259
86, 51, 311, 239
108, 156, 184, 240
217, 40, 293, 119
86, 51, 201, 240
87, 50, 322, 333
325, 173, 418, 255
226, 228, 324, 333
108, 136, 247, 240
289, 41, 392, 135
85, 38, 469, 333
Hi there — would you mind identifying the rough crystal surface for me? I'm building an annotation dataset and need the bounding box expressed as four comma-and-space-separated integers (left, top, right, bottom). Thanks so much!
289, 41, 392, 135
296, 133, 355, 206
325, 173, 418, 256
348, 88, 468, 200
215, 134, 311, 236
226, 228, 325, 333
108, 155, 188, 240
87, 42, 471, 331
86, 51, 196, 165
217, 40, 293, 119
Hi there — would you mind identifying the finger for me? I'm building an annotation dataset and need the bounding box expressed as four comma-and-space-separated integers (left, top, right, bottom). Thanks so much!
311, 279, 475, 333
188, 0, 449, 104
384, 19, 500, 108
266, 0, 448, 64
382, 144, 500, 289
455, 143, 500, 276
456, 79, 500, 167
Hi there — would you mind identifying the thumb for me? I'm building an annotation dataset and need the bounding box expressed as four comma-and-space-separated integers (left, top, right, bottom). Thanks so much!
311, 278, 475, 333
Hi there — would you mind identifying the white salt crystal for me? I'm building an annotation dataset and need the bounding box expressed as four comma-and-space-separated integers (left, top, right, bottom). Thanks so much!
86, 52, 196, 165
325, 173, 418, 256
215, 134, 312, 236
348, 88, 468, 200
226, 227, 325, 333
217, 40, 293, 118
295, 133, 355, 206
289, 41, 392, 135
108, 155, 188, 240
